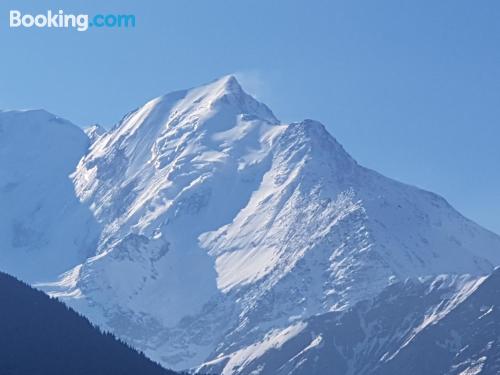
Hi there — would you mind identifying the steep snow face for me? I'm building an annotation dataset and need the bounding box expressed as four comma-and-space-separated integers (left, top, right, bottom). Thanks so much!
66, 77, 284, 335
371, 268, 500, 375
0, 110, 100, 282
196, 271, 499, 375
42, 76, 500, 371
74, 76, 279, 236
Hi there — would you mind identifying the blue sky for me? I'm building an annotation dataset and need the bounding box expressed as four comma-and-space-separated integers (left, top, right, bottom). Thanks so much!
1, 0, 499, 234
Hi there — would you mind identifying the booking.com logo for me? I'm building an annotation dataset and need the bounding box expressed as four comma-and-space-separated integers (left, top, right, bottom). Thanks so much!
9, 10, 136, 31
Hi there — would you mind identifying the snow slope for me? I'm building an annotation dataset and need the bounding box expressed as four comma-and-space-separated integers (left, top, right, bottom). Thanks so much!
0, 110, 100, 282
373, 268, 500, 375
1, 77, 493, 373
196, 270, 499, 375
84, 124, 106, 144
35, 76, 500, 373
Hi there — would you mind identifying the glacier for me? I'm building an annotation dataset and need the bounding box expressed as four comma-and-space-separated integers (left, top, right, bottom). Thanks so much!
0, 109, 100, 282
1, 76, 499, 374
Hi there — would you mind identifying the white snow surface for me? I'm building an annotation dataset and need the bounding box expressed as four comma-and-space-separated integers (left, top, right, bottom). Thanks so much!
3, 76, 499, 373
84, 123, 106, 143
0, 110, 99, 282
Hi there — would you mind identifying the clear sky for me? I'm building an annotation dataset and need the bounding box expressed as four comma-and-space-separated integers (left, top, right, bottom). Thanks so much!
1, 0, 499, 234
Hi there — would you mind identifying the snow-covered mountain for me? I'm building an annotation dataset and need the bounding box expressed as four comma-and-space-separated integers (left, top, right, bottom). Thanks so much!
1, 77, 499, 374
84, 123, 106, 144
195, 270, 500, 375
371, 268, 500, 375
0, 110, 100, 282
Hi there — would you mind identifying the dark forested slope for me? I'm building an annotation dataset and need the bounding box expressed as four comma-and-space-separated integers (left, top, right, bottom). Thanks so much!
0, 271, 180, 375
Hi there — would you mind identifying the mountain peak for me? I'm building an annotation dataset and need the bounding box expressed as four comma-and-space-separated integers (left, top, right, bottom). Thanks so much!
0, 108, 64, 123
7, 77, 499, 373
190, 74, 245, 107
280, 119, 357, 168
0, 109, 85, 147
111, 75, 279, 142
186, 74, 278, 124
211, 74, 243, 95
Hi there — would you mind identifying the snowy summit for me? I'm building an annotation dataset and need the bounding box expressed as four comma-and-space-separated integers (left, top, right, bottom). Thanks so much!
0, 76, 499, 374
